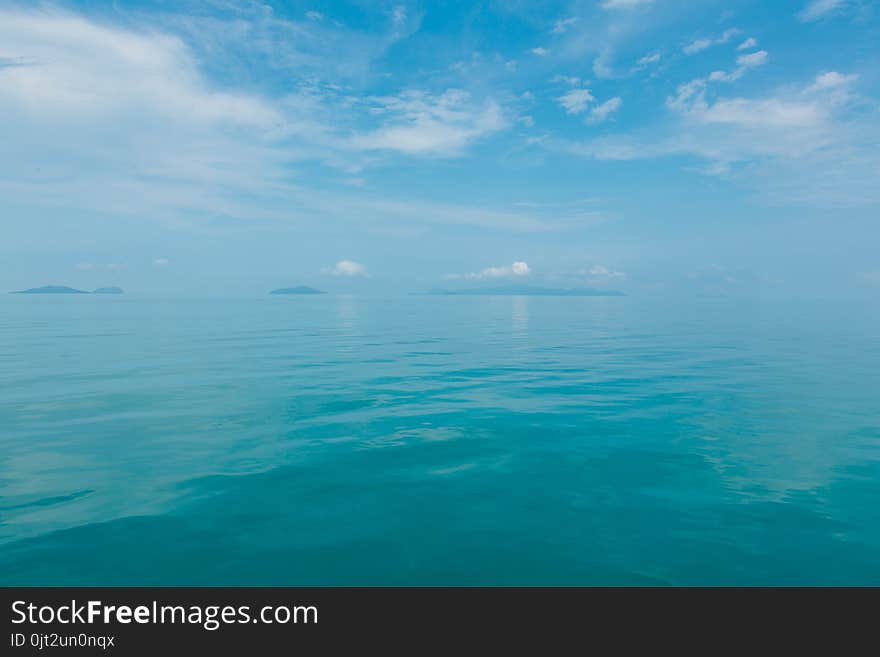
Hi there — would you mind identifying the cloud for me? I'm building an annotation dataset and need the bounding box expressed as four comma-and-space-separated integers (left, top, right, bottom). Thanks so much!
601, 0, 654, 9
324, 260, 368, 277
798, 0, 846, 22
737, 37, 758, 51
551, 18, 578, 34
669, 67, 822, 129
592, 50, 615, 79
153, 258, 170, 266
553, 68, 877, 207
305, 11, 324, 22
587, 97, 622, 124
806, 71, 859, 92
351, 90, 506, 155
708, 50, 769, 82
552, 75, 582, 86
699, 98, 821, 127
0, 11, 279, 126
637, 52, 661, 66
683, 28, 739, 55
683, 38, 712, 55
0, 7, 512, 232
558, 88, 595, 115
530, 47, 550, 56
587, 264, 627, 280
451, 261, 531, 280
389, 5, 408, 28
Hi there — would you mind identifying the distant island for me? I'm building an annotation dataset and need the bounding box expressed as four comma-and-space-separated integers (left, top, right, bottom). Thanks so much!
425, 285, 626, 297
10, 285, 89, 294
10, 285, 125, 295
269, 286, 326, 295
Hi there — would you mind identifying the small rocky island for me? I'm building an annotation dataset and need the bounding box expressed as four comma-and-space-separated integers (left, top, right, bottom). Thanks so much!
269, 286, 326, 295
11, 285, 90, 294
10, 285, 125, 294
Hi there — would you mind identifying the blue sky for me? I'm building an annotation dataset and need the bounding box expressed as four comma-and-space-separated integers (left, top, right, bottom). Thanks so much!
1, 0, 878, 296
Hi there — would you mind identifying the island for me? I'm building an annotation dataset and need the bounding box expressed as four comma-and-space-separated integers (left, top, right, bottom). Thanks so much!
269, 286, 326, 295
10, 285, 89, 294
424, 285, 626, 297
92, 287, 124, 294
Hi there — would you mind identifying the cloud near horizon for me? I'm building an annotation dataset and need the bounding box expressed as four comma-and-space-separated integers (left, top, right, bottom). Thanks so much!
324, 260, 369, 277
448, 261, 532, 280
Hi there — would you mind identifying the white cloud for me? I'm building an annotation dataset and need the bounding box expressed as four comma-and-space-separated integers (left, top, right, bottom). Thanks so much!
0, 12, 279, 126
683, 28, 739, 55
530, 47, 550, 56
700, 98, 821, 128
798, 0, 846, 22
558, 88, 595, 115
0, 8, 512, 232
553, 65, 879, 208
324, 260, 368, 277
637, 52, 661, 66
389, 5, 407, 28
683, 38, 712, 55
588, 265, 627, 280
153, 258, 170, 266
806, 71, 859, 92
552, 75, 582, 87
737, 37, 758, 51
601, 0, 654, 9
592, 50, 615, 79
587, 97, 622, 124
669, 66, 822, 129
452, 261, 532, 280
551, 17, 578, 34
737, 50, 769, 68
708, 50, 769, 82
351, 90, 507, 155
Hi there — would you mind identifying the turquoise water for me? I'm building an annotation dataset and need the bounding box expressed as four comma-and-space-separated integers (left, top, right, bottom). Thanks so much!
1, 295, 878, 585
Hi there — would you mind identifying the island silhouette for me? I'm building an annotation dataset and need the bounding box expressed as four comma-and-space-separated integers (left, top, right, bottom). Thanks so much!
269, 286, 326, 295
10, 285, 125, 294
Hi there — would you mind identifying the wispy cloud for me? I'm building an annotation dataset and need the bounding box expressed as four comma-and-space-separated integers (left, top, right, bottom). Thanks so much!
551, 17, 578, 34
708, 50, 769, 82
587, 97, 623, 124
352, 90, 506, 155
587, 264, 627, 281
448, 261, 531, 280
683, 28, 740, 55
557, 88, 595, 115
324, 260, 368, 277
550, 70, 875, 207
798, 0, 847, 22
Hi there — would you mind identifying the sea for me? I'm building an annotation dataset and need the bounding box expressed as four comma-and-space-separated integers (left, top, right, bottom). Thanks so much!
1, 294, 878, 585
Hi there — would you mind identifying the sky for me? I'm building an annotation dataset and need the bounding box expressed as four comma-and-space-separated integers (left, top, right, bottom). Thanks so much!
1, 0, 878, 296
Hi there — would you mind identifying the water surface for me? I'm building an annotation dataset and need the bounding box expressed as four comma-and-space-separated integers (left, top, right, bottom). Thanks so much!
1, 295, 878, 585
